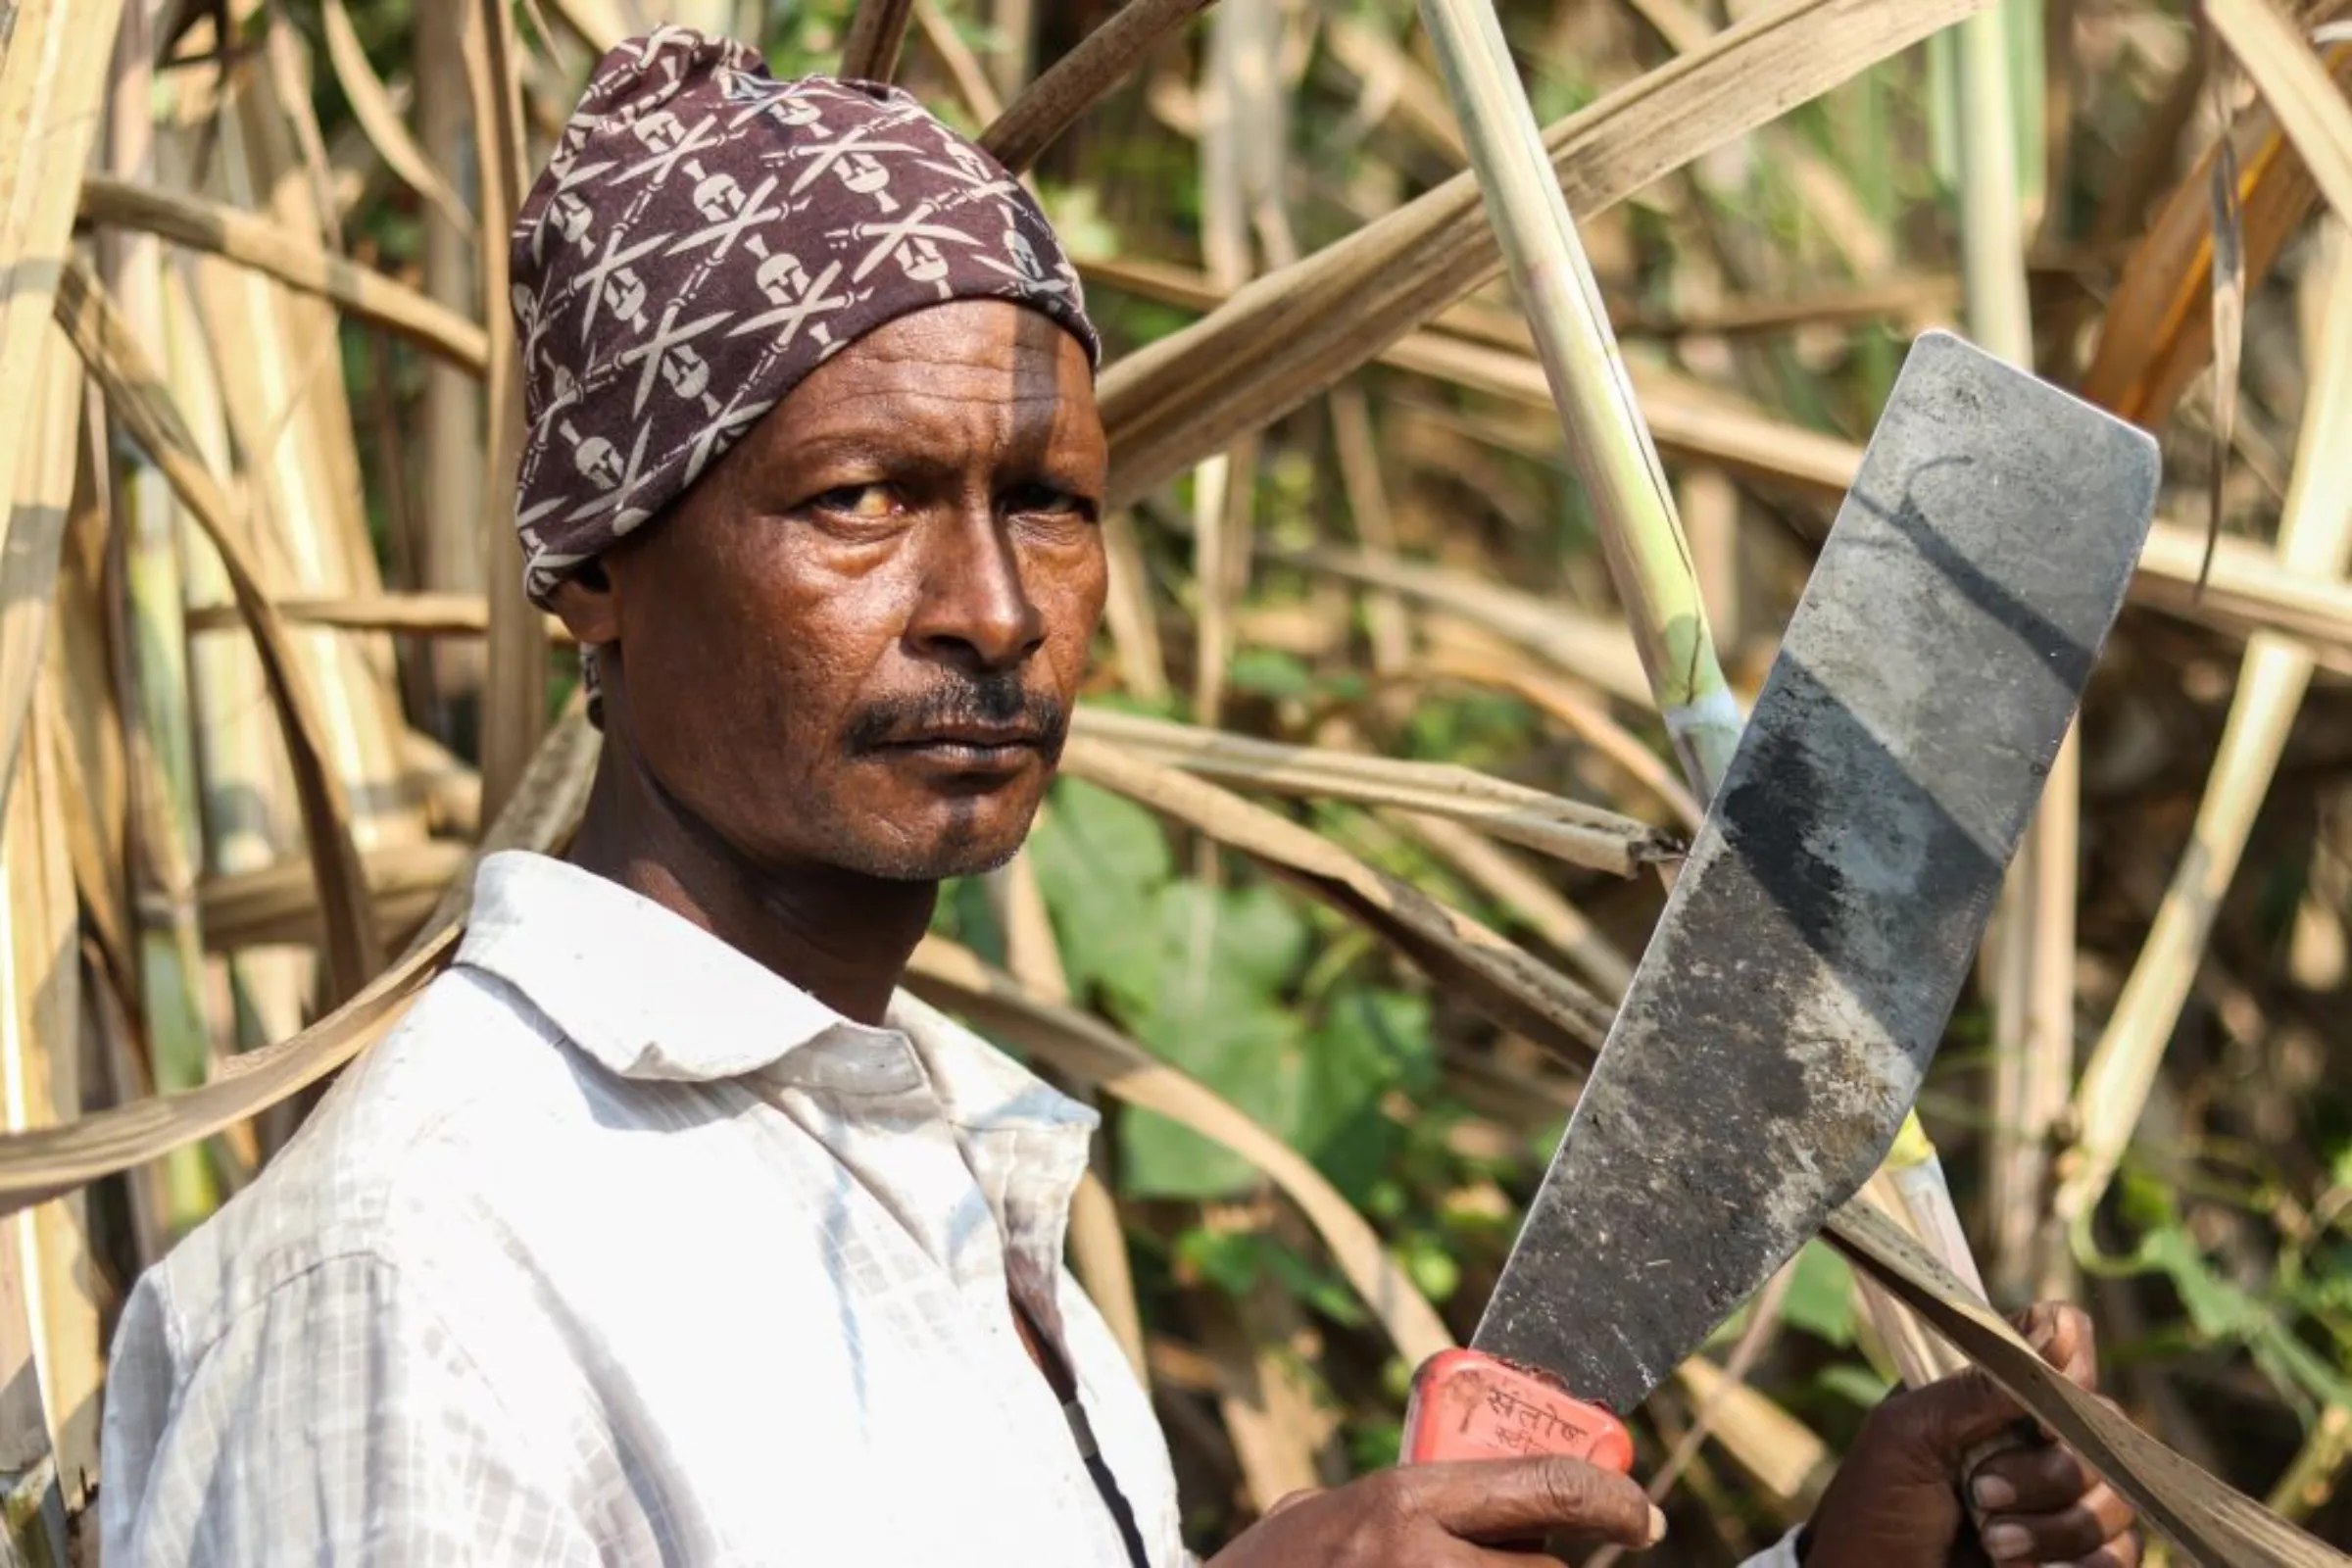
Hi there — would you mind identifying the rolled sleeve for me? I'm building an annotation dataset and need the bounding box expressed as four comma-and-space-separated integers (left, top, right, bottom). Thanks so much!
102, 1251, 599, 1566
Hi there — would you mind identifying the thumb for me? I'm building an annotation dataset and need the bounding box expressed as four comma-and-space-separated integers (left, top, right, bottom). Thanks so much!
1896, 1364, 2030, 1474
1395, 1456, 1661, 1546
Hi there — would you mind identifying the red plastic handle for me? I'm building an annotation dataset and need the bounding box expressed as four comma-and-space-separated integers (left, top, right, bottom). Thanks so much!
1400, 1349, 1635, 1473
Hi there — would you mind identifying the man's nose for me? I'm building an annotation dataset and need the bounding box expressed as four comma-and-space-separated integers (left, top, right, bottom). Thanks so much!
906, 508, 1048, 671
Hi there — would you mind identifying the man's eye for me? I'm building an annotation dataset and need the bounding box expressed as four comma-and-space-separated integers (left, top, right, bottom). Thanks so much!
1004, 482, 1091, 518
810, 484, 895, 518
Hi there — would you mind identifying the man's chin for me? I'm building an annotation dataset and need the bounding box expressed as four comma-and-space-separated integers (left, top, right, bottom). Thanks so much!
830, 795, 1042, 883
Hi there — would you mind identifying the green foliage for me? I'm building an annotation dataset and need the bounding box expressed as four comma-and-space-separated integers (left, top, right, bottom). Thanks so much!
1027, 779, 1436, 1204
1783, 1241, 1861, 1349
2110, 1168, 2352, 1419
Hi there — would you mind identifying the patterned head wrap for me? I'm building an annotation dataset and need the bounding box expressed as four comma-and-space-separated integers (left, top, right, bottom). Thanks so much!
511, 25, 1100, 606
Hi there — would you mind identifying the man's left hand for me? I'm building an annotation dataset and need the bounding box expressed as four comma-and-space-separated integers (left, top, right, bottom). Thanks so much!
1800, 1302, 2140, 1568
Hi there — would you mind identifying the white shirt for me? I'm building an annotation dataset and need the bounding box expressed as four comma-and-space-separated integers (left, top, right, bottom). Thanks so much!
101, 851, 1187, 1566
100, 849, 1807, 1568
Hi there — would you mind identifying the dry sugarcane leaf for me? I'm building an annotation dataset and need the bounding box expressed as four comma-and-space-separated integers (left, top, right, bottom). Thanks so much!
1272, 542, 1652, 705
1672, 1353, 1833, 1514
2078, 43, 2352, 428
76, 177, 490, 372
0, 0, 123, 518
0, 641, 103, 1510
1826, 1200, 2352, 1568
1059, 733, 1614, 1060
319, 0, 476, 240
1195, 1269, 1333, 1515
178, 591, 567, 638
2209, 0, 2352, 227
198, 840, 472, 952
54, 256, 382, 1005
2055, 219, 2352, 1248
0, 321, 81, 833
1097, 0, 1996, 506
1070, 707, 1678, 875
195, 60, 439, 1034
1418, 639, 1705, 832
2206, 63, 2248, 595
0, 706, 600, 1218
470, 0, 551, 825
1389, 810, 1638, 1001
902, 934, 1454, 1365
980, 0, 1218, 173
0, 929, 451, 1219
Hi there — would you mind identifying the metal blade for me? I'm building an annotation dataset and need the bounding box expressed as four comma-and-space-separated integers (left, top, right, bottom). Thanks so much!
1473, 332, 2159, 1411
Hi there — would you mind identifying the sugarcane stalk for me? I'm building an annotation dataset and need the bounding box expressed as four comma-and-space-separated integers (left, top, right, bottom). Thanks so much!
1410, 0, 1741, 798
106, 4, 220, 1236
1412, 0, 1996, 1381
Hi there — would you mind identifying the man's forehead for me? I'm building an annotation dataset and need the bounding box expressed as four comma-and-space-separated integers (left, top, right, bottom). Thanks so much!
766, 302, 1089, 415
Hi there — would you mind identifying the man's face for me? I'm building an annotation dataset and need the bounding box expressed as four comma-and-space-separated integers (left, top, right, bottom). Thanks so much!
573, 299, 1108, 882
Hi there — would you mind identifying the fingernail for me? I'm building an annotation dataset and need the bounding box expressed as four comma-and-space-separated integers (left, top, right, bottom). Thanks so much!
1972, 1474, 2018, 1510
1646, 1504, 1668, 1544
1980, 1522, 2031, 1560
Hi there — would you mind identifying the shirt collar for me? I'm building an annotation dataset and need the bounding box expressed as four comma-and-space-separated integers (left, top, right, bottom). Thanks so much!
456, 852, 1097, 1143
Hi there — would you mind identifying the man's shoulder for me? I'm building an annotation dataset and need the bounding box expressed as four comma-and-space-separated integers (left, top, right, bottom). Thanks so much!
125, 962, 607, 1353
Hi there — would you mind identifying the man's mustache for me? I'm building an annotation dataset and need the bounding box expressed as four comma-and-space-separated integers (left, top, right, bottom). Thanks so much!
842, 673, 1070, 758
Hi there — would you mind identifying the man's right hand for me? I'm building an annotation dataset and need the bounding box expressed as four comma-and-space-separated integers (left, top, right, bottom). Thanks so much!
1204, 1456, 1666, 1565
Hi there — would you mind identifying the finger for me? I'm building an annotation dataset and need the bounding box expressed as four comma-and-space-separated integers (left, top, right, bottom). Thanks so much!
1392, 1456, 1661, 1547
1969, 1439, 2096, 1514
1978, 1482, 2135, 1564
2011, 1301, 2098, 1391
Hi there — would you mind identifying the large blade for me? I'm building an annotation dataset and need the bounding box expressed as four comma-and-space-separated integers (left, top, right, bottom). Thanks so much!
1474, 332, 2159, 1410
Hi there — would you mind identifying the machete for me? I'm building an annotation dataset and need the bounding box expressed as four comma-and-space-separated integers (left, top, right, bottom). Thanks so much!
1400, 330, 2160, 1469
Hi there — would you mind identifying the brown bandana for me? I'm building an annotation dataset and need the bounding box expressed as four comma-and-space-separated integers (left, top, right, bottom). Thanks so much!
510, 25, 1100, 607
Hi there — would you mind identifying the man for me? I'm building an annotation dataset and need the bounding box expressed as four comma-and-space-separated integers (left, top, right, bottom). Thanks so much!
101, 27, 2141, 1567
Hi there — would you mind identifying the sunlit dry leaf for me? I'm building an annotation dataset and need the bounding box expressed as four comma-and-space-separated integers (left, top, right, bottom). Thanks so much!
2209, 0, 2352, 226
0, 0, 124, 521
54, 257, 383, 1004
76, 177, 490, 372
2058, 220, 2352, 1268
1072, 707, 1678, 875
2079, 43, 2352, 426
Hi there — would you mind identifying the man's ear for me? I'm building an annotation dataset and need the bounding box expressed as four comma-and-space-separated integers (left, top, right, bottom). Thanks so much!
547, 560, 621, 647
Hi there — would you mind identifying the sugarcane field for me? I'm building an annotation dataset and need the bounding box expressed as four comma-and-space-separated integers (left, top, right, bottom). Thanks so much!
2, 0, 2351, 1561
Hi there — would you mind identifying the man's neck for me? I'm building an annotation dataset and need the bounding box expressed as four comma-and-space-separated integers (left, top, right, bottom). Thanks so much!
564, 742, 937, 1028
